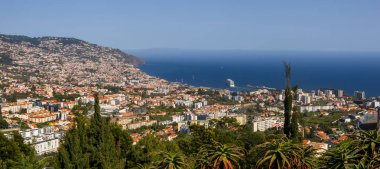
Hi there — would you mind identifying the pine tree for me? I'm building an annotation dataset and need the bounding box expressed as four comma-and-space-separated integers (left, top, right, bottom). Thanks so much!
283, 62, 292, 138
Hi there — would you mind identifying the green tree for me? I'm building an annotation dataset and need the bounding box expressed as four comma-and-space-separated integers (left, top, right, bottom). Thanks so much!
283, 62, 292, 138
58, 93, 132, 169
129, 134, 182, 168
0, 105, 8, 129
237, 125, 266, 150
290, 105, 300, 142
176, 125, 215, 156
0, 118, 8, 129
0, 132, 43, 168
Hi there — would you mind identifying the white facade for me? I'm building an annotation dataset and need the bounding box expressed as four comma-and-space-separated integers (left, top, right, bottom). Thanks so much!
19, 126, 62, 156
34, 138, 60, 155
172, 115, 184, 123
253, 117, 284, 132
301, 95, 311, 104
355, 91, 366, 100
300, 105, 336, 112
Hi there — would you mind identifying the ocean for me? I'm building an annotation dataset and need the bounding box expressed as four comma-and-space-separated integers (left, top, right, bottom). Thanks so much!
128, 49, 380, 97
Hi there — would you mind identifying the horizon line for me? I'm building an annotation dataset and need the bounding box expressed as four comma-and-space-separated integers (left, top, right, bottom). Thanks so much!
125, 48, 380, 53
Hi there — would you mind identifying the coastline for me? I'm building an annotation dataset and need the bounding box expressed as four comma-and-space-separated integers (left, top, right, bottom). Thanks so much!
133, 50, 380, 97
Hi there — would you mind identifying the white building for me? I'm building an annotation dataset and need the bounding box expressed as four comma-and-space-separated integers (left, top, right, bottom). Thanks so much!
33, 137, 60, 155
324, 90, 334, 98
194, 102, 203, 109
19, 126, 63, 155
301, 95, 311, 104
335, 89, 344, 98
172, 115, 184, 123
355, 91, 366, 100
300, 105, 336, 112
252, 117, 284, 132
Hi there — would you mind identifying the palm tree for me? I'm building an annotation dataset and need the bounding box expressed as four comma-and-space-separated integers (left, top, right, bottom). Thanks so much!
255, 138, 300, 169
198, 142, 245, 169
156, 152, 186, 169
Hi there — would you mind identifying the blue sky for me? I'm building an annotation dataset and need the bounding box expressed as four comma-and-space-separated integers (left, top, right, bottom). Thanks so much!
1, 1, 379, 51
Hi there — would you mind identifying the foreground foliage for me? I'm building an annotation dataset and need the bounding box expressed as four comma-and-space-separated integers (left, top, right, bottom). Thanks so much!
1, 94, 380, 169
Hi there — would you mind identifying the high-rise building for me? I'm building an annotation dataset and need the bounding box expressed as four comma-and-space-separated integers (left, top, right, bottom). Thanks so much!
335, 89, 344, 98
325, 90, 334, 97
354, 91, 366, 100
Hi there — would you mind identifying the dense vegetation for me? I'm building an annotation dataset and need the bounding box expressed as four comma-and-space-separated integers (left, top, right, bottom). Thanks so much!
103, 85, 124, 94
2, 92, 33, 102
0, 131, 52, 168
1, 94, 380, 168
0, 110, 8, 129
52, 92, 81, 101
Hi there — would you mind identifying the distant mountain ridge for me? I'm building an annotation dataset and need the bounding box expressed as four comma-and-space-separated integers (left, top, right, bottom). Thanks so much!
0, 34, 144, 86
0, 34, 143, 65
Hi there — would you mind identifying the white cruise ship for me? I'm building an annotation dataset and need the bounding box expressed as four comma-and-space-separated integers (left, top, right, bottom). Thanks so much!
226, 79, 235, 87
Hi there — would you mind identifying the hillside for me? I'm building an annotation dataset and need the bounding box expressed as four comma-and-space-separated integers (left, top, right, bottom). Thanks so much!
0, 34, 144, 86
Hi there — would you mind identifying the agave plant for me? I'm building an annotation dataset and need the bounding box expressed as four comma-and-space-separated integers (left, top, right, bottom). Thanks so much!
198, 142, 245, 169
295, 145, 318, 169
354, 130, 380, 156
256, 138, 300, 169
322, 140, 362, 169
156, 151, 186, 169
353, 130, 380, 169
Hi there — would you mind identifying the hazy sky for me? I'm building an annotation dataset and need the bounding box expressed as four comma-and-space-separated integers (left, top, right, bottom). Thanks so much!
1, 1, 379, 51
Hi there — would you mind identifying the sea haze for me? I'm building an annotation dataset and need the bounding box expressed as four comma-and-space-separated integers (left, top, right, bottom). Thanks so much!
127, 49, 380, 97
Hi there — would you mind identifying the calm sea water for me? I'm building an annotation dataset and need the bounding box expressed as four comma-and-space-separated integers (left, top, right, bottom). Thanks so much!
128, 49, 380, 97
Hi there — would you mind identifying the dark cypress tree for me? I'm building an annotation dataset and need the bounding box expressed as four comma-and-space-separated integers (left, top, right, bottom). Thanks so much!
283, 62, 292, 138
90, 93, 104, 144
290, 85, 301, 142
58, 93, 132, 169
290, 105, 300, 142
